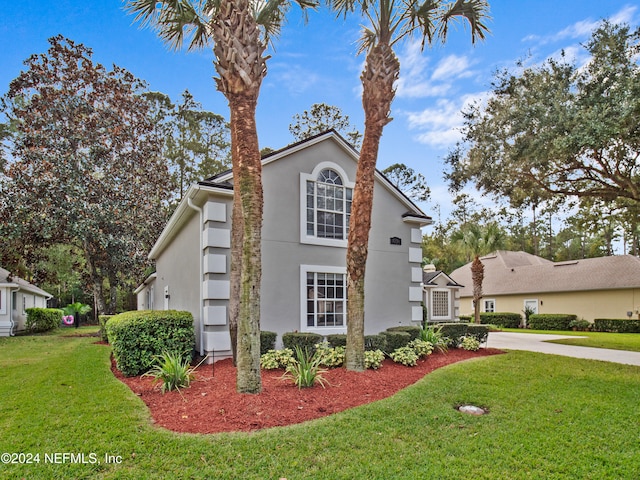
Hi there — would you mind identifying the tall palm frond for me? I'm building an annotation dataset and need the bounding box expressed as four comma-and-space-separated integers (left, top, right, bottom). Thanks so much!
126, 0, 211, 50
329, 0, 490, 52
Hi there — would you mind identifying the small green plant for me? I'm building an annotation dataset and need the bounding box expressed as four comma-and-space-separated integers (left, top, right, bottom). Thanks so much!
389, 346, 419, 366
281, 346, 328, 389
364, 349, 385, 369
260, 348, 295, 370
523, 306, 535, 327
569, 318, 592, 331
314, 342, 345, 368
142, 351, 199, 394
419, 325, 448, 353
460, 336, 481, 351
408, 339, 434, 358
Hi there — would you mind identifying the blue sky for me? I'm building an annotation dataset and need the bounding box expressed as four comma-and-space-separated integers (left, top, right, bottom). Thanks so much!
2, 1, 638, 224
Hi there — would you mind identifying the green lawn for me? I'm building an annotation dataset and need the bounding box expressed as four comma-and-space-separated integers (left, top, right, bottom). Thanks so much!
1, 328, 639, 479
502, 328, 640, 352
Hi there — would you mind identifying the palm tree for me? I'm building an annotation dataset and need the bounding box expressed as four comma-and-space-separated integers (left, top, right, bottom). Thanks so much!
126, 0, 316, 393
327, 0, 490, 370
452, 222, 505, 323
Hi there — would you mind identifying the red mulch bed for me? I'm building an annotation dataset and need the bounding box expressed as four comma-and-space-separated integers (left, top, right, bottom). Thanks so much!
112, 348, 503, 434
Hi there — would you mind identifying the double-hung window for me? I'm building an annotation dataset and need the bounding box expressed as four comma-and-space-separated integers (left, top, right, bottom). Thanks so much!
484, 299, 495, 313
301, 164, 353, 246
301, 265, 347, 333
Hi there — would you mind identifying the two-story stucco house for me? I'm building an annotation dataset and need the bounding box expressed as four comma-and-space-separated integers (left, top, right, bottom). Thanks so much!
136, 131, 431, 360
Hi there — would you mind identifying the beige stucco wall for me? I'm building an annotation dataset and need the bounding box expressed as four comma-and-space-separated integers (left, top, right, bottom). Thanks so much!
460, 288, 640, 322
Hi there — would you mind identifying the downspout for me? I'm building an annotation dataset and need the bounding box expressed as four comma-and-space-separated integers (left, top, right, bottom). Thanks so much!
187, 187, 205, 357
8, 286, 19, 336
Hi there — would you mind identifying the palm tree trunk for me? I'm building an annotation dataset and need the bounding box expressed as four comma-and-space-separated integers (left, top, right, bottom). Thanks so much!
229, 121, 242, 366
229, 93, 263, 394
346, 44, 399, 372
210, 0, 267, 393
471, 255, 484, 324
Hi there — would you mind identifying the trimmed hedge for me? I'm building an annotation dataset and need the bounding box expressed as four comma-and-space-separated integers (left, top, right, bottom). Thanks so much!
25, 308, 62, 333
380, 330, 411, 353
593, 318, 640, 333
438, 323, 469, 347
365, 334, 387, 352
326, 334, 347, 348
466, 324, 490, 344
106, 310, 195, 377
386, 326, 421, 341
260, 331, 277, 355
282, 332, 323, 354
528, 314, 577, 331
479, 312, 522, 328
98, 315, 114, 342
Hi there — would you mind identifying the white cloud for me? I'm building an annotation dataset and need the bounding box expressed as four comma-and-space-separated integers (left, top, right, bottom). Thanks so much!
523, 5, 638, 45
267, 63, 320, 96
431, 54, 474, 82
404, 92, 489, 149
610, 5, 638, 24
396, 40, 476, 99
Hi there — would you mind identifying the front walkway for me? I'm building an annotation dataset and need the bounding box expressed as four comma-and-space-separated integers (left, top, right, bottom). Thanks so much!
487, 332, 640, 367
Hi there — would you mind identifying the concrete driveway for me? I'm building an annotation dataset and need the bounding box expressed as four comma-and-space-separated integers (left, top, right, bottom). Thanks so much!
487, 332, 640, 367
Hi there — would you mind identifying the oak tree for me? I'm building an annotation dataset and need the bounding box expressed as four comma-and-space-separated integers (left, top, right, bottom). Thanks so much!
0, 36, 173, 314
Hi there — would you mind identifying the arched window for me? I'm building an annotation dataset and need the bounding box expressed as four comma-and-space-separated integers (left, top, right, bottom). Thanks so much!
305, 169, 352, 240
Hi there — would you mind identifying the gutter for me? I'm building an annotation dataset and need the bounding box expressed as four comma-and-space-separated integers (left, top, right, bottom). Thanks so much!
186, 186, 205, 357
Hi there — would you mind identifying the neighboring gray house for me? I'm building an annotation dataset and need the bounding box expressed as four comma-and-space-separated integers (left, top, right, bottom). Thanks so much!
422, 265, 463, 323
0, 266, 53, 336
136, 131, 431, 360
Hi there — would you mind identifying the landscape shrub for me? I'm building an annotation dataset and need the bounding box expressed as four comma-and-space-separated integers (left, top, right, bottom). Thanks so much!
282, 332, 323, 354
281, 346, 328, 389
460, 336, 481, 351
142, 351, 197, 394
389, 346, 419, 366
479, 312, 522, 328
528, 314, 576, 331
364, 334, 387, 352
386, 325, 421, 341
380, 330, 411, 353
260, 349, 295, 370
592, 318, 640, 333
260, 331, 277, 355
98, 315, 114, 342
106, 310, 195, 377
420, 325, 449, 353
314, 342, 345, 368
466, 324, 490, 344
364, 350, 385, 369
438, 323, 469, 347
458, 315, 472, 322
25, 308, 62, 333
408, 339, 433, 358
569, 318, 592, 332
326, 334, 347, 348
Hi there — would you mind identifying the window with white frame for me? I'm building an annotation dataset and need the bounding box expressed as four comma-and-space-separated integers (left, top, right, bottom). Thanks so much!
306, 169, 352, 239
484, 299, 495, 313
431, 290, 450, 319
301, 164, 354, 246
301, 266, 347, 331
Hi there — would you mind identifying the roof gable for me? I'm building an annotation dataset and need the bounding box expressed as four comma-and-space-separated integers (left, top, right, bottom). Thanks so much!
202, 130, 430, 222
423, 270, 464, 287
0, 266, 52, 298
